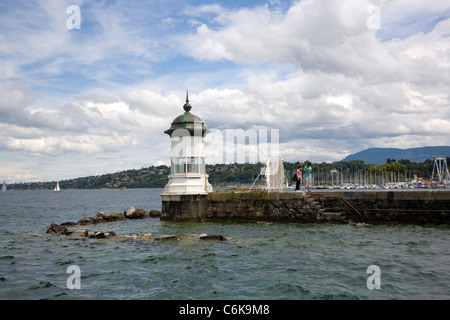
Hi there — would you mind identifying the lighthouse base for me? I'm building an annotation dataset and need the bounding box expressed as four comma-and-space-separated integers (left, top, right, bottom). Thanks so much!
160, 193, 208, 222
163, 174, 212, 195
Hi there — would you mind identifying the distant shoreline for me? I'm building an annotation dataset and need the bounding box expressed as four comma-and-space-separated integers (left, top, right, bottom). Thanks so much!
3, 156, 448, 190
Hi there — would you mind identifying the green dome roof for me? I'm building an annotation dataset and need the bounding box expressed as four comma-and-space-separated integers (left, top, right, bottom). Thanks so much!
164, 91, 209, 137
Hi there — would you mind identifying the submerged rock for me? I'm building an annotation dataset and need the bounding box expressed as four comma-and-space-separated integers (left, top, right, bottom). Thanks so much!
154, 235, 178, 241
65, 230, 89, 238
60, 221, 76, 227
134, 233, 154, 241
103, 231, 118, 238
45, 225, 230, 244
103, 211, 126, 221
136, 208, 150, 218
96, 211, 107, 219
78, 216, 102, 225
46, 223, 68, 235
179, 236, 198, 241
53, 207, 159, 231
88, 231, 118, 239
149, 209, 162, 218
199, 235, 227, 241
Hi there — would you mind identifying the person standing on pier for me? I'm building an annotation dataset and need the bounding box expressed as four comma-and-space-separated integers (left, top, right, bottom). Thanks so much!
295, 165, 302, 191
304, 162, 313, 192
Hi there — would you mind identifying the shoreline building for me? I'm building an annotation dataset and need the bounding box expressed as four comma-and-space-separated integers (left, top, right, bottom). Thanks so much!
160, 92, 212, 221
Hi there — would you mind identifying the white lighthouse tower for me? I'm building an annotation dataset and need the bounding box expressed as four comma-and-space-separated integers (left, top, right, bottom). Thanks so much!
161, 91, 212, 195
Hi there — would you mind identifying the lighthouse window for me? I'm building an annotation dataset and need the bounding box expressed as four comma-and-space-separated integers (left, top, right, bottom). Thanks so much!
172, 157, 204, 174
200, 157, 205, 173
187, 157, 199, 173
172, 158, 186, 174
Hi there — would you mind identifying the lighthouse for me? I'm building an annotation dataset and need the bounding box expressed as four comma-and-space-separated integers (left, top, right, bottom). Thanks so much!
160, 92, 212, 221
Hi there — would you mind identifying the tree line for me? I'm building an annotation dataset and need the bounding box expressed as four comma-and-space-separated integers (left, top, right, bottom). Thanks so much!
5, 158, 447, 190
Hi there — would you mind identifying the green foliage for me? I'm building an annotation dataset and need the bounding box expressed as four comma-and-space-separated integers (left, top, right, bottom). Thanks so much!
368, 162, 408, 176
8, 165, 171, 190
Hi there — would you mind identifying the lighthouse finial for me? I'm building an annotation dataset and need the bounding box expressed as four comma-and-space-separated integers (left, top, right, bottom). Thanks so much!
183, 90, 192, 112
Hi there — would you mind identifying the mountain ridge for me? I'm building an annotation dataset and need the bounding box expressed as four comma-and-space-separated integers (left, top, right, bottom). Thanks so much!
342, 146, 450, 165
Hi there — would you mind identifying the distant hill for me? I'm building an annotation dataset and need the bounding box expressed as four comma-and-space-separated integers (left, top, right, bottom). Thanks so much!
342, 146, 450, 165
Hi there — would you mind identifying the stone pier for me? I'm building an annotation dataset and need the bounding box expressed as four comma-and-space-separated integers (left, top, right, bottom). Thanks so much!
161, 194, 208, 222
161, 190, 450, 224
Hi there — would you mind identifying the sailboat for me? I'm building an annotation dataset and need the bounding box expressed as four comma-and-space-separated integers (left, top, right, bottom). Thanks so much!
2, 181, 6, 192
53, 181, 62, 193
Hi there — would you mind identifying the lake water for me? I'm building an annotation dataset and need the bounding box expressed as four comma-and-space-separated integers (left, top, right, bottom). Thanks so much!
0, 188, 449, 300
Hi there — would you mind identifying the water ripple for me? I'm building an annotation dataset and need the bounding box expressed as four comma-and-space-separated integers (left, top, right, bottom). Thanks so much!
1, 189, 450, 300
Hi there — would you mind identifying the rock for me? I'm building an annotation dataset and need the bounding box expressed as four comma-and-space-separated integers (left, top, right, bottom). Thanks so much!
104, 211, 125, 221
96, 211, 107, 219
124, 206, 137, 219
134, 233, 154, 241
149, 209, 162, 218
124, 206, 136, 216
125, 207, 149, 219
60, 221, 76, 227
154, 235, 178, 241
200, 235, 227, 241
46, 223, 68, 235
65, 230, 89, 238
77, 216, 102, 225
134, 208, 149, 219
88, 231, 117, 239
103, 231, 117, 238
88, 231, 104, 239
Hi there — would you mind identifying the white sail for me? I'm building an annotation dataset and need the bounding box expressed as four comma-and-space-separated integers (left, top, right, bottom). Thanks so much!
2, 181, 6, 192
54, 181, 61, 192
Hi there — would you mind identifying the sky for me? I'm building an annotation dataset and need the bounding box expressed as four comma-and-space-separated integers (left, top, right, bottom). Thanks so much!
0, 0, 449, 182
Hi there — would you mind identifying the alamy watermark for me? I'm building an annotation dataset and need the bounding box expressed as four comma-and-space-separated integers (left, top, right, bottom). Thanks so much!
170, 126, 280, 168
65, 4, 381, 32
64, 263, 381, 292
206, 128, 280, 164
66, 5, 81, 30
66, 265, 81, 289
366, 5, 381, 30
366, 265, 381, 290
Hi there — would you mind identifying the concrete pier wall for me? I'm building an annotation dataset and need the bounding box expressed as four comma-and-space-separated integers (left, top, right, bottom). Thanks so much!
315, 190, 450, 224
205, 190, 319, 222
161, 190, 450, 224
161, 194, 208, 222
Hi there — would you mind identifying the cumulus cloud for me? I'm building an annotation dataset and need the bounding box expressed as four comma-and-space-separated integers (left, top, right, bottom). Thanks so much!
1, 0, 449, 181
0, 81, 162, 159
182, 0, 449, 83
184, 1, 378, 68
165, 0, 450, 164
